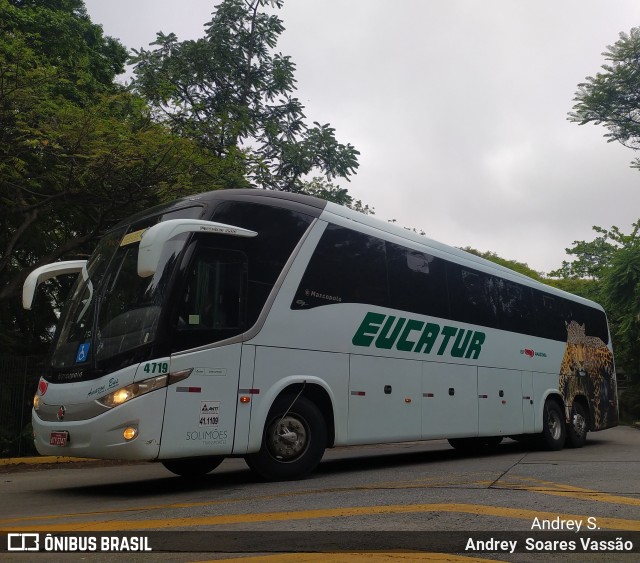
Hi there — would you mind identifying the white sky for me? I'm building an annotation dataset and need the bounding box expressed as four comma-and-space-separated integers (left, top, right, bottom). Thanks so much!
83, 0, 640, 274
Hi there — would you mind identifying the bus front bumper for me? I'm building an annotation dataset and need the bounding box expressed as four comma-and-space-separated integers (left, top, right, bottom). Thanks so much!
31, 389, 166, 461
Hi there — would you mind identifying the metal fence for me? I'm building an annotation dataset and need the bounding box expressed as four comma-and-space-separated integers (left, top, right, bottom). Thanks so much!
0, 355, 45, 458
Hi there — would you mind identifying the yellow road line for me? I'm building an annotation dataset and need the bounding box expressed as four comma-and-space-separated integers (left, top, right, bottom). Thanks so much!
485, 476, 640, 506
2, 502, 639, 532
2, 474, 639, 528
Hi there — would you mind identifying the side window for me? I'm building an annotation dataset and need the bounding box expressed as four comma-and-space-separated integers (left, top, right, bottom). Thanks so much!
172, 249, 247, 351
292, 225, 388, 309
448, 265, 535, 333
387, 243, 449, 318
448, 264, 499, 327
588, 308, 609, 344
532, 292, 566, 341
499, 281, 533, 334
211, 202, 314, 325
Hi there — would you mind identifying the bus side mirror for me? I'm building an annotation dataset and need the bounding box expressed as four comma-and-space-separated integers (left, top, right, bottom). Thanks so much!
22, 260, 88, 310
137, 219, 258, 278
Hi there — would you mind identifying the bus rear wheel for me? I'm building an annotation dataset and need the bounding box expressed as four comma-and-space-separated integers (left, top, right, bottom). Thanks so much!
541, 400, 566, 451
162, 456, 224, 477
566, 401, 588, 448
245, 395, 326, 481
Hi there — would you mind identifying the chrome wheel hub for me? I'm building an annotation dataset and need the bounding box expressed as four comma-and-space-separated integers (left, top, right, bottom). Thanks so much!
572, 412, 586, 437
267, 415, 308, 461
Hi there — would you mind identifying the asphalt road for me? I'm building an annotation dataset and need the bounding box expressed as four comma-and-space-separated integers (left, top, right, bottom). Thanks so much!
1, 425, 639, 562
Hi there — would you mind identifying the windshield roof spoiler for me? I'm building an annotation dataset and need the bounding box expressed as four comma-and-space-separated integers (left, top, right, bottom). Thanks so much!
23, 260, 88, 310
137, 219, 257, 278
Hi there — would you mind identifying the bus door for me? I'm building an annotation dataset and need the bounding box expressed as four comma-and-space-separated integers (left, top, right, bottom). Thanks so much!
159, 247, 248, 458
160, 345, 241, 458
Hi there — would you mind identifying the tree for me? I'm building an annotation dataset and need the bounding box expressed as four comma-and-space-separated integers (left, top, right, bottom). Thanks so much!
547, 225, 635, 280
300, 177, 374, 215
600, 241, 640, 376
569, 27, 640, 168
2, 0, 128, 101
130, 0, 360, 192
1, 0, 240, 353
568, 27, 640, 418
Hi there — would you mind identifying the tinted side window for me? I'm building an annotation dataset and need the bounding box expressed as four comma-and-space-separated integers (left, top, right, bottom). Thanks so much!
448, 264, 501, 327
499, 281, 533, 334
447, 265, 534, 333
532, 292, 566, 341
530, 291, 609, 343
587, 308, 609, 344
292, 224, 388, 309
290, 222, 609, 345
170, 202, 313, 352
387, 243, 449, 318
212, 201, 313, 286
172, 248, 248, 350
211, 202, 314, 325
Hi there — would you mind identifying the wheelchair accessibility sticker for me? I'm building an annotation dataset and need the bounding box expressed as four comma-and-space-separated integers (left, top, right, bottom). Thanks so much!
75, 342, 90, 363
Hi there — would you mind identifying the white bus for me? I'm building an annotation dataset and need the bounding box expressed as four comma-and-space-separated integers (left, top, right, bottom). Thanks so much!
24, 189, 618, 480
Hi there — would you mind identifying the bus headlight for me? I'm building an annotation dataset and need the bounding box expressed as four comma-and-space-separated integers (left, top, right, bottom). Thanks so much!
98, 375, 168, 408
97, 369, 192, 409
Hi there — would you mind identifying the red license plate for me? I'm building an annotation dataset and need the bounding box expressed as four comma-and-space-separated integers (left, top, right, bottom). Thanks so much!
49, 431, 69, 446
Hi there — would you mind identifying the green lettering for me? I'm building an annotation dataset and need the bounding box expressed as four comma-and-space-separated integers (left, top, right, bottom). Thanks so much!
375, 316, 406, 349
396, 320, 425, 351
414, 323, 440, 354
353, 312, 486, 360
465, 331, 485, 359
451, 329, 472, 358
437, 326, 458, 355
352, 312, 386, 347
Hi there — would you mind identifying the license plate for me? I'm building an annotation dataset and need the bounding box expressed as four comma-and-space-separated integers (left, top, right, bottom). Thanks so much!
49, 431, 69, 446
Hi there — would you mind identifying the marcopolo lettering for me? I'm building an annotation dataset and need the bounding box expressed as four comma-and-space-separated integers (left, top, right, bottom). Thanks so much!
352, 312, 485, 359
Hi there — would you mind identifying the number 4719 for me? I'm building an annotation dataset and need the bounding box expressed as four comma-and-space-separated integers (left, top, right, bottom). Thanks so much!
143, 362, 169, 374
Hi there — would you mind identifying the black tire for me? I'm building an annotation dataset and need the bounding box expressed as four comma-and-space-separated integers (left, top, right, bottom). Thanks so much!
541, 400, 566, 451
566, 401, 588, 448
245, 395, 326, 481
448, 436, 502, 453
162, 456, 224, 477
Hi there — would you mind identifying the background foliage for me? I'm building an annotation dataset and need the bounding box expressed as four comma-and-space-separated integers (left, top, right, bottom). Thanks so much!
1, 0, 360, 353
1, 2, 639, 424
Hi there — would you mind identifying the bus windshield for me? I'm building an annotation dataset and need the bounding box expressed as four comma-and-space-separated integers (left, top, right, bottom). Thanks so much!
50, 206, 202, 370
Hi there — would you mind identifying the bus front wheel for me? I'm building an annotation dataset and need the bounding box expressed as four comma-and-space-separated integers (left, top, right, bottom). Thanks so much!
246, 395, 327, 481
162, 456, 224, 477
541, 400, 566, 451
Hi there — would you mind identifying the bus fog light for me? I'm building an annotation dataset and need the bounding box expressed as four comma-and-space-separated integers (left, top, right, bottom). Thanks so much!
123, 427, 138, 441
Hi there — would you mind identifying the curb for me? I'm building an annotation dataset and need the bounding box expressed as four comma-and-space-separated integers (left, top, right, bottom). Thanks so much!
0, 456, 96, 467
